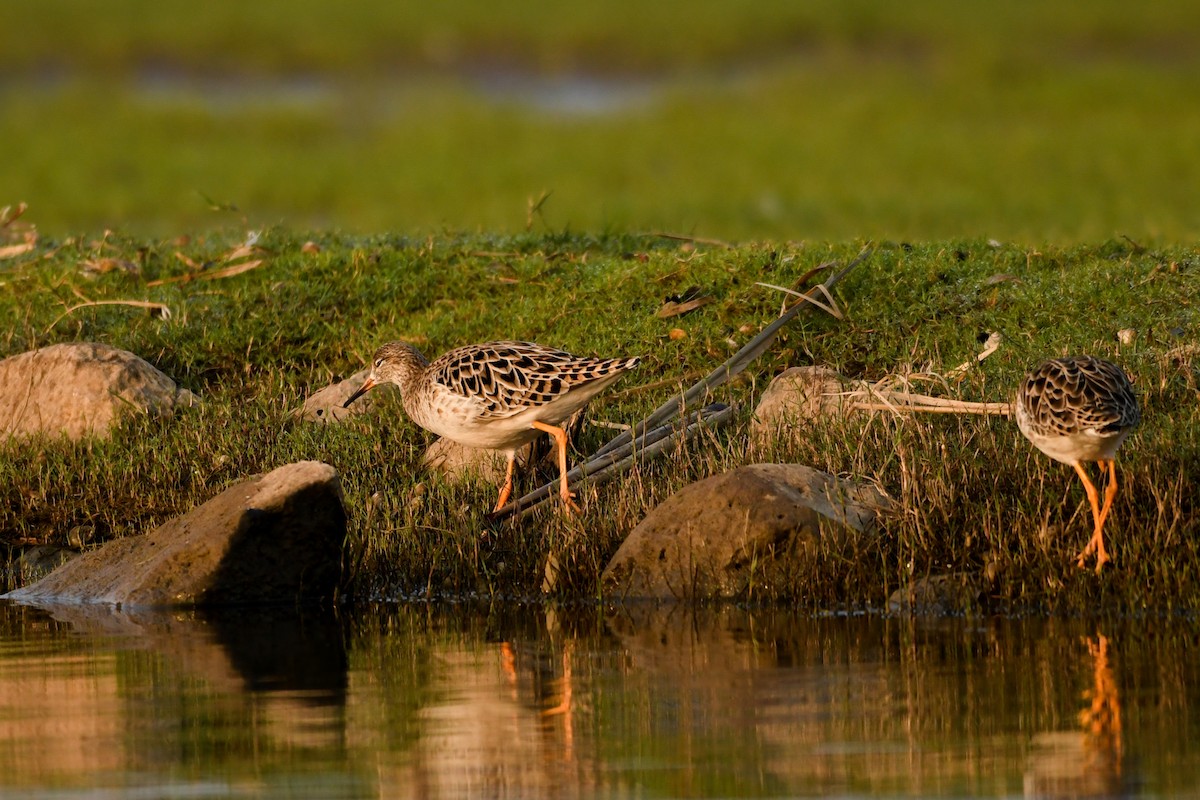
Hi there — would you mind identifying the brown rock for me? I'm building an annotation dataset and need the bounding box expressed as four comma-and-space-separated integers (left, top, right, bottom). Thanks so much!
750, 366, 848, 448
295, 368, 374, 423
3, 461, 346, 607
8, 545, 77, 587
422, 437, 514, 485
601, 463, 895, 601
0, 342, 197, 440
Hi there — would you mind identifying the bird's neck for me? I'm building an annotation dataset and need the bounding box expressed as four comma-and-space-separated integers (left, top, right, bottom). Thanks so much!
391, 344, 430, 395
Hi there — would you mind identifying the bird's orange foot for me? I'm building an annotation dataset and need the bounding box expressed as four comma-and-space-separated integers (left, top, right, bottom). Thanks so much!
1075, 553, 1111, 572
560, 490, 582, 515
1076, 537, 1112, 573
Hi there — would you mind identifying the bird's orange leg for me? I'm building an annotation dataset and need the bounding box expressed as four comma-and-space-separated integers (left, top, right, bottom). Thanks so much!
1094, 460, 1119, 531
1090, 460, 1119, 572
531, 420, 581, 514
492, 452, 517, 514
1073, 461, 1110, 571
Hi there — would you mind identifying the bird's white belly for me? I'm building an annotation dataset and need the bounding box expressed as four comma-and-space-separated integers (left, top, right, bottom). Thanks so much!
407, 394, 541, 451
1027, 427, 1130, 465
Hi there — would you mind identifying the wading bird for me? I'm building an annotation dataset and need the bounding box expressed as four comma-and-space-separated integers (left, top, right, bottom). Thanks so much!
344, 340, 639, 514
1014, 356, 1139, 572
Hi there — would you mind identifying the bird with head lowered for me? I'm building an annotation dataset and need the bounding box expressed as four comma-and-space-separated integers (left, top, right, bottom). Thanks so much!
344, 339, 640, 514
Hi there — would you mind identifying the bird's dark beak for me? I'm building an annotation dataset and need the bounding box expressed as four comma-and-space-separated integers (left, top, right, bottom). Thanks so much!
343, 376, 377, 408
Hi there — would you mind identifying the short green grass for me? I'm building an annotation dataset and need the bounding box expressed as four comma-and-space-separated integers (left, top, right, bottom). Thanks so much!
2, 227, 1198, 612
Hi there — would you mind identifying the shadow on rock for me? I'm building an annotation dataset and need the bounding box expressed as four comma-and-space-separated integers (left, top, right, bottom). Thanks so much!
3, 461, 346, 607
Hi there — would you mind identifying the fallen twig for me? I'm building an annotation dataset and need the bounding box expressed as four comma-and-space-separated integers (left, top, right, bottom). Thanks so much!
591, 244, 872, 462
145, 259, 264, 287
945, 332, 1003, 380
45, 300, 171, 333
496, 403, 735, 521
846, 389, 1012, 417
0, 204, 36, 260
0, 203, 28, 228
0, 241, 35, 260
649, 232, 733, 249
490, 245, 872, 521
754, 280, 844, 320
589, 420, 632, 432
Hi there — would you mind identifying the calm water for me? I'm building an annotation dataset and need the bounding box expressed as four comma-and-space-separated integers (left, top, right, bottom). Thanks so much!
1, 601, 1198, 799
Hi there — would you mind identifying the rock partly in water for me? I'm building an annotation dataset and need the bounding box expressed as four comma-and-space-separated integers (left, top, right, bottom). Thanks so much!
750, 366, 848, 449
601, 463, 895, 601
0, 342, 198, 441
887, 573, 985, 615
3, 461, 347, 607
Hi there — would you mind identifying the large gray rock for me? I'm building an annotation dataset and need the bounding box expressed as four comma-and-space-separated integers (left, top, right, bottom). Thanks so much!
3, 461, 346, 607
0, 342, 197, 440
602, 463, 895, 601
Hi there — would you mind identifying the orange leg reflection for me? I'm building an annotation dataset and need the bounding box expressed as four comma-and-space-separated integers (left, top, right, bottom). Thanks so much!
1079, 633, 1123, 777
497, 639, 575, 759
540, 641, 573, 718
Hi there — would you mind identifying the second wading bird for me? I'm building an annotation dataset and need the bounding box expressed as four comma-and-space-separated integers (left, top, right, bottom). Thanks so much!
1015, 355, 1140, 572
344, 340, 640, 514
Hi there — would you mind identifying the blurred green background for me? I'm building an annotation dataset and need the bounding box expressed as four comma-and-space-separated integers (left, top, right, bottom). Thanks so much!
4, 1, 1199, 241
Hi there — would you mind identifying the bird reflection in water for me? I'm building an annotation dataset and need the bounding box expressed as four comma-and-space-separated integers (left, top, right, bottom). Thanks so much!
1078, 634, 1123, 789
1025, 632, 1130, 798
500, 639, 575, 757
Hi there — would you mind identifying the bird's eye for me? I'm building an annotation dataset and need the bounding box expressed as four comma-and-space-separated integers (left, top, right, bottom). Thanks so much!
374, 358, 383, 368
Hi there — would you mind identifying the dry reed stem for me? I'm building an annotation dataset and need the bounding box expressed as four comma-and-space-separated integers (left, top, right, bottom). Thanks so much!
45, 299, 172, 333
754, 280, 845, 320
838, 381, 1011, 417
145, 259, 265, 287
649, 232, 733, 249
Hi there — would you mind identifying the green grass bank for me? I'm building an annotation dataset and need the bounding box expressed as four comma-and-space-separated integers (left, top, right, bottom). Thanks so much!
2, 225, 1198, 612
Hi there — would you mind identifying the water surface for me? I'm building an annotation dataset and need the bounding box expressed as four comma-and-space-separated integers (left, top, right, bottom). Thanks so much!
1, 601, 1197, 798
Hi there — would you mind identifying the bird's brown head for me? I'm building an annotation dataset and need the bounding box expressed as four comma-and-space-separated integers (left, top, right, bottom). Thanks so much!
343, 341, 430, 408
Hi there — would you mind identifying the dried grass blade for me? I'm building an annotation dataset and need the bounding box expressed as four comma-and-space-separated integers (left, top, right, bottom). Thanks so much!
146, 258, 265, 287
45, 300, 171, 333
0, 241, 35, 260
